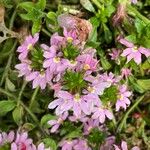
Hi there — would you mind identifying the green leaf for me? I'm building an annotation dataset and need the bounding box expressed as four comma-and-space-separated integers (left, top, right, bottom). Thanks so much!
6, 78, 16, 92
22, 123, 35, 132
32, 20, 41, 35
129, 76, 145, 93
46, 12, 57, 25
36, 0, 46, 10
41, 114, 56, 128
135, 18, 146, 34
18, 2, 34, 11
125, 35, 137, 44
43, 138, 57, 150
0, 100, 16, 116
64, 129, 82, 139
100, 56, 112, 70
87, 128, 106, 149
80, 0, 95, 12
101, 85, 118, 104
142, 58, 150, 70
12, 106, 23, 125
103, 24, 112, 44
137, 79, 150, 91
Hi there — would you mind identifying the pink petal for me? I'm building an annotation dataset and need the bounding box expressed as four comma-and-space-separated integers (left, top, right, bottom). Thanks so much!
119, 39, 134, 47
121, 48, 132, 57
121, 141, 128, 150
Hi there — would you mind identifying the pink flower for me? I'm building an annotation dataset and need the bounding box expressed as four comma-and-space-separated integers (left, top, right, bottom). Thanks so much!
116, 85, 132, 111
17, 33, 39, 61
121, 68, 132, 78
42, 45, 63, 70
48, 91, 90, 117
59, 139, 78, 150
92, 103, 113, 123
74, 139, 91, 150
131, 0, 138, 4
11, 132, 34, 150
109, 48, 120, 61
84, 75, 111, 95
100, 136, 115, 150
15, 60, 32, 77
48, 112, 68, 133
25, 69, 52, 89
77, 54, 98, 72
114, 141, 140, 150
100, 72, 121, 85
0, 131, 14, 146
15, 60, 51, 89
120, 38, 150, 64
83, 119, 99, 135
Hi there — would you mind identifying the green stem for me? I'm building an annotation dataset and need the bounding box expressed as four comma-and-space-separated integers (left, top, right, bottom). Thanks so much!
29, 87, 39, 110
17, 81, 27, 106
0, 87, 47, 136
9, 10, 17, 29
91, 0, 102, 10
41, 28, 51, 37
0, 40, 17, 86
117, 95, 145, 133
0, 87, 16, 99
127, 5, 150, 24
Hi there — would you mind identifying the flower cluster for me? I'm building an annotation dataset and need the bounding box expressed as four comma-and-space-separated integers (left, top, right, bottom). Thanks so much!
0, 131, 48, 150
59, 139, 91, 150
15, 14, 142, 150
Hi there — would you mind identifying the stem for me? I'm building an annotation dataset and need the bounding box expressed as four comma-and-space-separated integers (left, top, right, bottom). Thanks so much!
91, 0, 102, 10
0, 87, 16, 99
0, 40, 17, 86
117, 95, 145, 133
41, 28, 51, 37
127, 5, 150, 24
17, 81, 27, 106
0, 87, 47, 136
29, 87, 39, 110
9, 10, 17, 29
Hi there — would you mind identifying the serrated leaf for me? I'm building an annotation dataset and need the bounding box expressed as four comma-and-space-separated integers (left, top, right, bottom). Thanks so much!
6, 78, 16, 92
0, 100, 16, 116
12, 106, 23, 125
80, 0, 95, 12
43, 138, 57, 150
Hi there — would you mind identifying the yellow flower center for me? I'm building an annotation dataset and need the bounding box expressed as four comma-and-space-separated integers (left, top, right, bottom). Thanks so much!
132, 46, 138, 52
70, 60, 77, 65
53, 57, 60, 63
27, 44, 33, 50
83, 64, 90, 70
67, 37, 73, 43
118, 94, 124, 100
87, 86, 95, 93
74, 93, 81, 102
